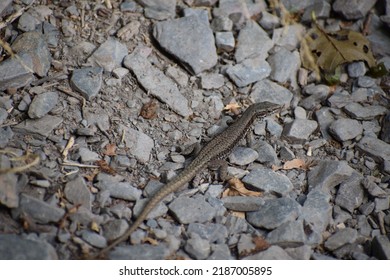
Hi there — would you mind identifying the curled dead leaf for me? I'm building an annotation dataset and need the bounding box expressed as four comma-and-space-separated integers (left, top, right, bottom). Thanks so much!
301, 23, 376, 74
140, 100, 158, 119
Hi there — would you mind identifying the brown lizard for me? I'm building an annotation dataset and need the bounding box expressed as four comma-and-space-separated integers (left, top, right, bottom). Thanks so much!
95, 101, 282, 258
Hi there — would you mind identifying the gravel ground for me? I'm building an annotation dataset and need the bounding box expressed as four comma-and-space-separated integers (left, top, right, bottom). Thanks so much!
0, 0, 389, 260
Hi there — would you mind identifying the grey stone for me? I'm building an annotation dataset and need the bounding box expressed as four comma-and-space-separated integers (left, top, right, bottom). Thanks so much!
81, 231, 107, 248
183, 8, 209, 23
268, 48, 300, 89
184, 233, 211, 259
249, 79, 293, 107
187, 223, 228, 243
300, 84, 329, 109
246, 197, 301, 230
221, 196, 264, 211
235, 20, 273, 62
335, 175, 364, 213
237, 234, 256, 256
348, 61, 367, 77
282, 119, 318, 144
43, 22, 59, 48
381, 113, 390, 143
324, 228, 358, 251
333, 205, 352, 225
294, 106, 307, 119
28, 92, 58, 119
109, 244, 169, 260
357, 76, 376, 88
357, 215, 372, 237
64, 176, 92, 210
70, 67, 103, 100
133, 197, 168, 219
0, 235, 57, 260
242, 168, 293, 196
0, 53, 34, 91
78, 147, 100, 162
0, 0, 12, 16
229, 147, 259, 166
375, 197, 390, 212
362, 178, 387, 197
96, 180, 142, 202
199, 72, 225, 89
299, 188, 332, 236
315, 107, 335, 140
165, 66, 188, 87
357, 136, 390, 164
280, 0, 313, 11
18, 12, 40, 31
351, 88, 371, 102
87, 37, 128, 72
0, 126, 14, 148
119, 125, 154, 163
302, 1, 331, 22
328, 90, 351, 108
329, 118, 363, 142
120, 1, 138, 12
272, 24, 305, 50
124, 52, 192, 117
208, 244, 233, 260
169, 196, 216, 224
359, 201, 375, 216
0, 173, 18, 208
215, 32, 235, 52
0, 108, 8, 125
69, 206, 104, 227
279, 146, 295, 161
103, 219, 129, 241
259, 10, 280, 30
242, 245, 293, 260
226, 56, 271, 87
12, 31, 51, 77
285, 245, 312, 260
211, 16, 233, 31
367, 14, 390, 57
333, 0, 377, 20
266, 220, 307, 248
213, 0, 266, 28
140, 0, 176, 20
344, 103, 388, 120
14, 115, 63, 140
308, 160, 355, 191
225, 214, 249, 235
253, 140, 280, 166
153, 15, 217, 75
371, 235, 390, 260
16, 193, 65, 224
84, 110, 110, 131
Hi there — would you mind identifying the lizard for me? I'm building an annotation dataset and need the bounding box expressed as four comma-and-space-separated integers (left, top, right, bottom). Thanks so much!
94, 101, 282, 259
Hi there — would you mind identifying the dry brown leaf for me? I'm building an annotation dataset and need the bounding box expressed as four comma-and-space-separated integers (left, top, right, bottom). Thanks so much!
274, 158, 317, 171
301, 23, 376, 73
224, 103, 241, 115
239, 236, 270, 258
283, 158, 306, 170
103, 143, 117, 156
143, 237, 159, 246
95, 160, 117, 175
83, 169, 99, 182
140, 100, 158, 119
230, 211, 246, 219
253, 236, 271, 252
226, 178, 262, 197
